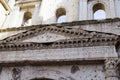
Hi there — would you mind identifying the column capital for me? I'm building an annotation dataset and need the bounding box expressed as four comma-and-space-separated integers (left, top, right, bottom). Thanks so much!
105, 58, 119, 80
105, 58, 119, 70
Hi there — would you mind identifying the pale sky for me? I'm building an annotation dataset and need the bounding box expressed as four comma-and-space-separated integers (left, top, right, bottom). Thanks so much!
57, 15, 66, 23
94, 10, 106, 19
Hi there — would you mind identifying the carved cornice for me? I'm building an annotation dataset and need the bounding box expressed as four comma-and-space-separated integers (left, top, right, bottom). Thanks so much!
0, 36, 118, 51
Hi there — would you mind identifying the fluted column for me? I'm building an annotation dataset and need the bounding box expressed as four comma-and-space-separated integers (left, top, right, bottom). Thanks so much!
105, 58, 119, 80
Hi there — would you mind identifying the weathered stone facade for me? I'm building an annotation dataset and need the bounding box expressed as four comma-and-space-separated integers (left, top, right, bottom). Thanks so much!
0, 0, 120, 80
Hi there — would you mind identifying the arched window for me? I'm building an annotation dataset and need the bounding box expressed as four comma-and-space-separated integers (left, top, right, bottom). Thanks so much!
22, 11, 32, 26
56, 8, 66, 23
93, 3, 106, 19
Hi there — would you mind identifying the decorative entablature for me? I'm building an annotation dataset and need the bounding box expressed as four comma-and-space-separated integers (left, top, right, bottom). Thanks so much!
0, 37, 118, 51
0, 25, 119, 51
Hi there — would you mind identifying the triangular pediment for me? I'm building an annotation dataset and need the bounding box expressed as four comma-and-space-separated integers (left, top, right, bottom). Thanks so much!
0, 26, 118, 43
0, 25, 118, 51
22, 32, 70, 42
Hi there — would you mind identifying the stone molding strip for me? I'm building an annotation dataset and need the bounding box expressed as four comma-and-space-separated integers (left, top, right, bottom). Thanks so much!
1, 58, 120, 67
0, 37, 118, 51
0, 58, 105, 67
0, 18, 120, 33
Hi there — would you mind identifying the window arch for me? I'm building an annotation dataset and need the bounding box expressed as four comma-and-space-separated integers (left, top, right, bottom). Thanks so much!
56, 8, 66, 23
93, 3, 106, 19
22, 11, 32, 26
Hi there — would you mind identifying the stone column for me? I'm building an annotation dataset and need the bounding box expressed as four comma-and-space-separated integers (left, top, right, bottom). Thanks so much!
105, 58, 119, 80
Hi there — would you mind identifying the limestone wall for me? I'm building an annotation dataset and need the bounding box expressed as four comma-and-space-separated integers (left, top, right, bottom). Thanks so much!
2, 0, 42, 28
80, 21, 120, 35
0, 65, 105, 80
0, 3, 7, 27
114, 0, 120, 18
1, 0, 120, 28
40, 0, 79, 24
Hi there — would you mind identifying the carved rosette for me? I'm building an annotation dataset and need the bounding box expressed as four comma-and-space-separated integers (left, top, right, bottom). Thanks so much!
105, 58, 119, 80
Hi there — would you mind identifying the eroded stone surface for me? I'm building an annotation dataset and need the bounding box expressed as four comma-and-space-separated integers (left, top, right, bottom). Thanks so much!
0, 65, 105, 80
0, 0, 120, 80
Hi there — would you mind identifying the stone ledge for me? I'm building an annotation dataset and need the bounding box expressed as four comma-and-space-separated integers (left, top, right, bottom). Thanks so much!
0, 18, 120, 33
0, 58, 105, 67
